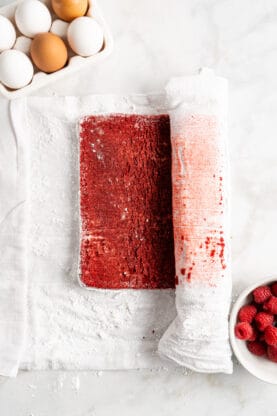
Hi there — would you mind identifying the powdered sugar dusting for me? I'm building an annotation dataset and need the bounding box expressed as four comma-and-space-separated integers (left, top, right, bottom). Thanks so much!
79, 114, 175, 289
71, 375, 80, 392
18, 94, 176, 371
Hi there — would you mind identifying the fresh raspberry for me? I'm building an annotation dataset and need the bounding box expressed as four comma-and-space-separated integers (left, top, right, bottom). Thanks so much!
248, 328, 258, 341
263, 296, 277, 314
235, 322, 254, 340
253, 285, 271, 304
264, 326, 277, 346
247, 341, 266, 357
271, 283, 277, 297
238, 304, 257, 323
254, 312, 274, 331
267, 345, 277, 362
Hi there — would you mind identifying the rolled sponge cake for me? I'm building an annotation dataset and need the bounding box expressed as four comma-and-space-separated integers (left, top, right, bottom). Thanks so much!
158, 69, 233, 374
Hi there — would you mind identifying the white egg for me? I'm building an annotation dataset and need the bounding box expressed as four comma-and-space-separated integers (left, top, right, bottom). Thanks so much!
67, 17, 104, 57
0, 50, 34, 89
14, 36, 32, 55
15, 0, 52, 38
0, 15, 16, 52
51, 20, 69, 41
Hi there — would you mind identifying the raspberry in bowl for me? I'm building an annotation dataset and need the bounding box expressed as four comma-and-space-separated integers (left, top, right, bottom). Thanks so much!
230, 278, 277, 383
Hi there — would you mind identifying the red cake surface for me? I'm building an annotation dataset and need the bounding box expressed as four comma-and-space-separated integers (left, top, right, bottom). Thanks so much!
79, 114, 175, 289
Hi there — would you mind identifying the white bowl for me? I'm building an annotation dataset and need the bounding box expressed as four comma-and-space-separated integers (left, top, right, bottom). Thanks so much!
230, 277, 277, 384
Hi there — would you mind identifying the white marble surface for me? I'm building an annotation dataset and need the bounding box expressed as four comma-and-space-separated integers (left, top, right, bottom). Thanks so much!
2, 0, 277, 414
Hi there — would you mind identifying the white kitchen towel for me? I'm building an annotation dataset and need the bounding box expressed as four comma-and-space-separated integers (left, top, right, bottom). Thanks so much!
10, 95, 176, 371
0, 100, 28, 377
1, 72, 232, 373
158, 69, 233, 373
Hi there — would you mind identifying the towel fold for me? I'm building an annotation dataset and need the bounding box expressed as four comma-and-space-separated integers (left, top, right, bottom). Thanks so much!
0, 100, 28, 377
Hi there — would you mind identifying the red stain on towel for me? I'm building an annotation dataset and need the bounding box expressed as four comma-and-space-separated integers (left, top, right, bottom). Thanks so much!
79, 114, 175, 289
172, 115, 228, 284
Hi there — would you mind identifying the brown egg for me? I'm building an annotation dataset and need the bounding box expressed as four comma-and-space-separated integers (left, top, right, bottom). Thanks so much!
51, 0, 88, 22
30, 33, 68, 73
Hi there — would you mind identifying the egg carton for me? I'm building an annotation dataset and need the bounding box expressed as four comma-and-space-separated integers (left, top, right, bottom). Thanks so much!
0, 0, 113, 99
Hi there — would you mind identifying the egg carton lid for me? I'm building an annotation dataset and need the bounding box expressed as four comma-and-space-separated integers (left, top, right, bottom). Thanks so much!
0, 0, 113, 99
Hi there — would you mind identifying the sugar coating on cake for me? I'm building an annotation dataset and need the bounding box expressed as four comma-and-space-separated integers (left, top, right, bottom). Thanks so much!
79, 113, 175, 289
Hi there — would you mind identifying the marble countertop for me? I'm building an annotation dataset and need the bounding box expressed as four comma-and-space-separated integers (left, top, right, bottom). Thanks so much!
1, 0, 277, 414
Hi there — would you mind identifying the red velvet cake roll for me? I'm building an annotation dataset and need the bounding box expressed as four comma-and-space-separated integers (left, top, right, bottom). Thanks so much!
158, 69, 233, 373
79, 113, 175, 289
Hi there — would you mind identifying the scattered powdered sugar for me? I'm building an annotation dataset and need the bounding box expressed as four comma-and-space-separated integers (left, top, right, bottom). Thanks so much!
22, 280, 176, 370
71, 375, 80, 391
28, 383, 37, 398
16, 94, 177, 371
52, 374, 67, 393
